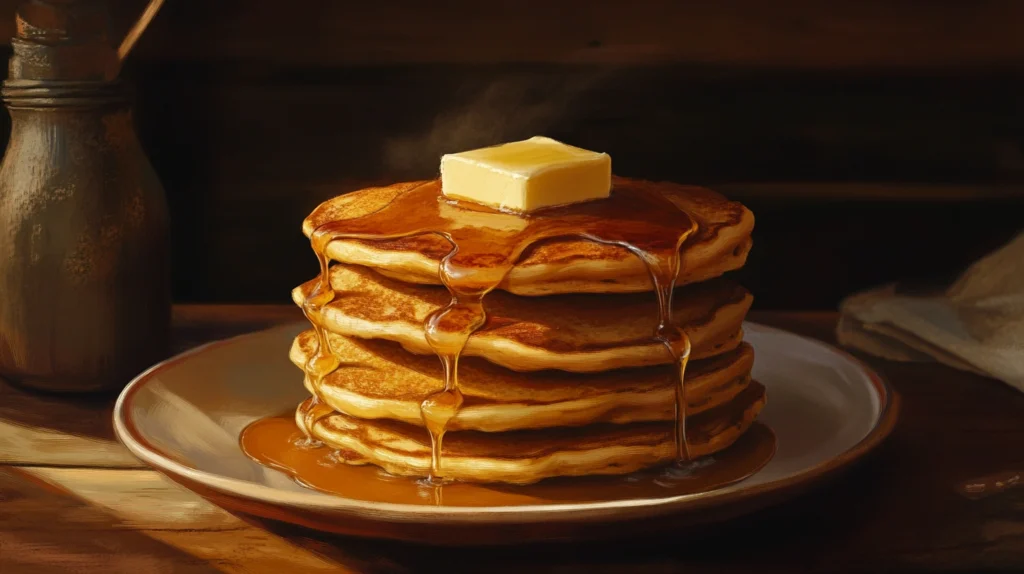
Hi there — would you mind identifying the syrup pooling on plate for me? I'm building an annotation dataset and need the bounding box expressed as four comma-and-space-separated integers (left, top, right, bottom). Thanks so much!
240, 413, 777, 506
301, 180, 698, 480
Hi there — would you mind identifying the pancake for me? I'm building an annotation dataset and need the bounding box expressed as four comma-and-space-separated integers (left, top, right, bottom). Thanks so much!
292, 264, 752, 373
297, 381, 767, 484
302, 177, 753, 296
291, 330, 755, 432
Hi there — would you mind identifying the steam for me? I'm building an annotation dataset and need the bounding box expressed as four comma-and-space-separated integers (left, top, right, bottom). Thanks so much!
383, 68, 618, 177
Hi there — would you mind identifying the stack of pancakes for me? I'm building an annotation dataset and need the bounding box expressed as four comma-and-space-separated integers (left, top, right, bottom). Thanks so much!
290, 177, 763, 485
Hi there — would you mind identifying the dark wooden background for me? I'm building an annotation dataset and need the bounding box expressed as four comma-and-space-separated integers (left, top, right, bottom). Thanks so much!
3, 0, 1023, 308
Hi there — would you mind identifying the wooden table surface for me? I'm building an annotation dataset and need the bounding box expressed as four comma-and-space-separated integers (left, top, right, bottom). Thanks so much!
1, 305, 1022, 573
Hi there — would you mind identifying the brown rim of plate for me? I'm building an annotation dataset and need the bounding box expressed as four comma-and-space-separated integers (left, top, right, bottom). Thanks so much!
112, 321, 900, 524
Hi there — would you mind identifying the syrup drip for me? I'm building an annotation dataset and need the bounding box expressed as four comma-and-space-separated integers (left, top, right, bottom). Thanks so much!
300, 180, 697, 481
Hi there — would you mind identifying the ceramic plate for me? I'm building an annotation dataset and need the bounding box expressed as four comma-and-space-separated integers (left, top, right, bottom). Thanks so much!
113, 321, 899, 544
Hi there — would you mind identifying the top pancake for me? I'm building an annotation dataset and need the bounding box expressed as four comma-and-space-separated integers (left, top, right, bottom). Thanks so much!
302, 177, 753, 296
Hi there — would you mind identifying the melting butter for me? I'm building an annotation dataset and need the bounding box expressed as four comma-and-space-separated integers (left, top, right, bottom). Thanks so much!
440, 136, 611, 213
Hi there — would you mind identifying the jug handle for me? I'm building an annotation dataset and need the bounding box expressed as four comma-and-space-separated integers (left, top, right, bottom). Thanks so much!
116, 0, 166, 62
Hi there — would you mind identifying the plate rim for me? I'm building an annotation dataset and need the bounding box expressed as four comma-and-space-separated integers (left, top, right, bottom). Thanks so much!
113, 320, 901, 524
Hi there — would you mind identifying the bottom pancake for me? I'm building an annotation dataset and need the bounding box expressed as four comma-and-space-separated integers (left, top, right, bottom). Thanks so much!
297, 381, 766, 485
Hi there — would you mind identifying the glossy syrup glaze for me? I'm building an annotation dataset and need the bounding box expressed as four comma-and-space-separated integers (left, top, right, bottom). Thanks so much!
298, 180, 700, 482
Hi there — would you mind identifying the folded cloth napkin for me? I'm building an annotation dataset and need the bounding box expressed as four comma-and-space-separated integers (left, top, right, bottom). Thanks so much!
837, 232, 1024, 393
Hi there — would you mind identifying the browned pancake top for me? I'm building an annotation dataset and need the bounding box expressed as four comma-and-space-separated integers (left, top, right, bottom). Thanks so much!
302, 177, 749, 271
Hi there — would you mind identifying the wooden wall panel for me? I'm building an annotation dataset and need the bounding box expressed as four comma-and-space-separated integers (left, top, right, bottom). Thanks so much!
122, 0, 1024, 69
0, 1, 1022, 68
114, 61, 1024, 307
0, 1, 1020, 307
126, 63, 1024, 187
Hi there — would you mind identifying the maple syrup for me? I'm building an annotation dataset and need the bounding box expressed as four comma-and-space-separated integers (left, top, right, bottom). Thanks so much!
297, 179, 699, 483
240, 413, 776, 507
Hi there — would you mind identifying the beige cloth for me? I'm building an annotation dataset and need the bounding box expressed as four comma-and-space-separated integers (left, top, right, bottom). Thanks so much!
837, 232, 1024, 393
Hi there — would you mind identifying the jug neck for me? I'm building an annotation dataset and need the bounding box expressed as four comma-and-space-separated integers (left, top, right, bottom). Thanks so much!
8, 1, 120, 82
2, 79, 126, 110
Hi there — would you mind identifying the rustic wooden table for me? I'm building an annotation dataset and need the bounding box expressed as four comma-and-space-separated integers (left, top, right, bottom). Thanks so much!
1, 305, 1022, 573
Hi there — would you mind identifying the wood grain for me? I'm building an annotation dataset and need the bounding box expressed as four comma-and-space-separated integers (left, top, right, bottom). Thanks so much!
113, 58, 1024, 307
0, 418, 142, 469
5, 467, 239, 532
1, 306, 1023, 572
0, 468, 344, 573
0, 4, 1022, 309
716, 182, 1024, 202
0, 2, 1022, 309
0, 306, 302, 469
0, 1, 1023, 69
109, 0, 1024, 69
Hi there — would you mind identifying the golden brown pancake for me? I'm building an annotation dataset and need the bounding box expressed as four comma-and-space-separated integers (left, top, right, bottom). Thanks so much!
291, 330, 755, 432
301, 177, 753, 296
297, 381, 767, 484
292, 264, 752, 373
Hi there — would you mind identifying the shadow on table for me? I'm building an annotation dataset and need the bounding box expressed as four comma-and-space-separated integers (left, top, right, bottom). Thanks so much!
231, 460, 893, 574
0, 376, 121, 441
0, 320, 280, 442
0, 468, 223, 574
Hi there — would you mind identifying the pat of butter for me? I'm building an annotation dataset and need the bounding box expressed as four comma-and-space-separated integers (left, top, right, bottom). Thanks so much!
440, 136, 611, 213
